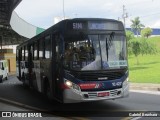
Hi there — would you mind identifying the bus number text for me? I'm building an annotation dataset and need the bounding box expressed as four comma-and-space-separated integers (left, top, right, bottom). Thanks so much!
73, 23, 83, 29
112, 82, 122, 87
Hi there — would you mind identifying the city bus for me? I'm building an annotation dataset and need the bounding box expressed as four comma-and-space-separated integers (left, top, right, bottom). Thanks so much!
16, 18, 129, 103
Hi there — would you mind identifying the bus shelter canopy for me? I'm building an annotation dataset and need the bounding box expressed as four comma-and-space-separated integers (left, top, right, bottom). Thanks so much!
0, 0, 27, 45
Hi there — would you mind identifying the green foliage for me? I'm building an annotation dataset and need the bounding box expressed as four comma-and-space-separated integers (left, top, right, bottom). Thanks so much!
131, 39, 141, 57
129, 37, 157, 64
130, 39, 141, 64
126, 30, 135, 55
141, 27, 152, 38
140, 37, 157, 55
130, 17, 145, 37
147, 36, 160, 52
129, 37, 160, 83
129, 54, 160, 83
126, 30, 134, 41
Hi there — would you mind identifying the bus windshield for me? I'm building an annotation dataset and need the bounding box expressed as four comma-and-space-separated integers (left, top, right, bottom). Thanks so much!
64, 32, 127, 71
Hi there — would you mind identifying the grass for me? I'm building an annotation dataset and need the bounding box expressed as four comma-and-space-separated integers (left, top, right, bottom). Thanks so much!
128, 36, 160, 84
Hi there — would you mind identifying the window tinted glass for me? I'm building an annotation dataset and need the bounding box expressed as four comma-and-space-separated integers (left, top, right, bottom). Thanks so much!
45, 36, 51, 59
39, 39, 44, 59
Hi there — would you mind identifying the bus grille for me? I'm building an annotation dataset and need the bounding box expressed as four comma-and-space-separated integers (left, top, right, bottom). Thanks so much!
87, 89, 120, 98
73, 70, 125, 81
88, 92, 97, 98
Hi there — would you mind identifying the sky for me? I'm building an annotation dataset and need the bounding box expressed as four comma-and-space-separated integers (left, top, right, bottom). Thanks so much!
15, 0, 160, 29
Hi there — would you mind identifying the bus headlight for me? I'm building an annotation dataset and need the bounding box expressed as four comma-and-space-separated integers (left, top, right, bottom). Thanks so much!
65, 80, 72, 87
64, 79, 81, 92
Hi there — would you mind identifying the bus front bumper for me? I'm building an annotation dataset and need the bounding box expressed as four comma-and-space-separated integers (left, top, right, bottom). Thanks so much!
63, 82, 129, 103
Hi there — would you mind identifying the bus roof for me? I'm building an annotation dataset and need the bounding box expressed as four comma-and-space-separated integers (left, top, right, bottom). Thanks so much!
17, 18, 124, 48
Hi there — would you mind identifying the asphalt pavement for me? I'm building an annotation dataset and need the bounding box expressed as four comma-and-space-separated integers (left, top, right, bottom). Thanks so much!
0, 73, 159, 120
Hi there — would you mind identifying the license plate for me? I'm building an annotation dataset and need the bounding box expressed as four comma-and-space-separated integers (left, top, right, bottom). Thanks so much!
98, 92, 110, 97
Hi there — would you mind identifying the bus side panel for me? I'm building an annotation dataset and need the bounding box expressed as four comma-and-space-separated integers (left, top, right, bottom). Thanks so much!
16, 49, 22, 80
20, 61, 25, 81
31, 59, 52, 94
41, 59, 52, 94
51, 32, 65, 102
32, 60, 41, 91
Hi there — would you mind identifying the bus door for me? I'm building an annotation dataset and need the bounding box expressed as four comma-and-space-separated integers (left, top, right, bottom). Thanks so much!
28, 44, 34, 88
17, 49, 22, 79
34, 41, 41, 92
52, 33, 64, 99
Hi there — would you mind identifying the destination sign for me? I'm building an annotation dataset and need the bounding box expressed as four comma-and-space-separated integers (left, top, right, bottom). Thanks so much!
88, 22, 120, 30
67, 20, 123, 31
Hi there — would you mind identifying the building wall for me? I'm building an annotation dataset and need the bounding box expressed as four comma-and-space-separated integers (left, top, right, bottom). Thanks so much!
0, 53, 16, 72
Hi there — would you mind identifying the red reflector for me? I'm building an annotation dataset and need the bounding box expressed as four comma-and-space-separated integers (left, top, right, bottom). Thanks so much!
79, 83, 96, 89
98, 92, 110, 97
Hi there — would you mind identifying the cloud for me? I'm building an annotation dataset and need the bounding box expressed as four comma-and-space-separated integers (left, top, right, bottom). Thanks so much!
148, 20, 160, 28
15, 0, 160, 28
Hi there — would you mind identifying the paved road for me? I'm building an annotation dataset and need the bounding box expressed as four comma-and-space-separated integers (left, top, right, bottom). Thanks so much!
0, 75, 160, 120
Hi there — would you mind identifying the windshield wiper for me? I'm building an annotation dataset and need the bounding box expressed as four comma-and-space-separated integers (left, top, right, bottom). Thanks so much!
106, 32, 115, 61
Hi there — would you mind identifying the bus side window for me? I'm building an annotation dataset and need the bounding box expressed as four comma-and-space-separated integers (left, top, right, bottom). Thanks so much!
44, 35, 51, 59
39, 39, 44, 59
34, 41, 39, 60
16, 49, 18, 60
19, 48, 22, 61
31, 44, 34, 60
22, 47, 24, 61
55, 35, 60, 61
25, 46, 28, 61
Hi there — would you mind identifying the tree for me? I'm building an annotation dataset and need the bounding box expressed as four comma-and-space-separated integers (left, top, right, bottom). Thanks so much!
131, 17, 145, 37
126, 30, 134, 41
141, 27, 152, 38
140, 38, 157, 55
130, 39, 141, 64
130, 37, 157, 65
126, 30, 135, 55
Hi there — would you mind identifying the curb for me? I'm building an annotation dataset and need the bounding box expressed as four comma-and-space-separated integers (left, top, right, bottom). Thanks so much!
130, 83, 160, 92
130, 90, 160, 95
